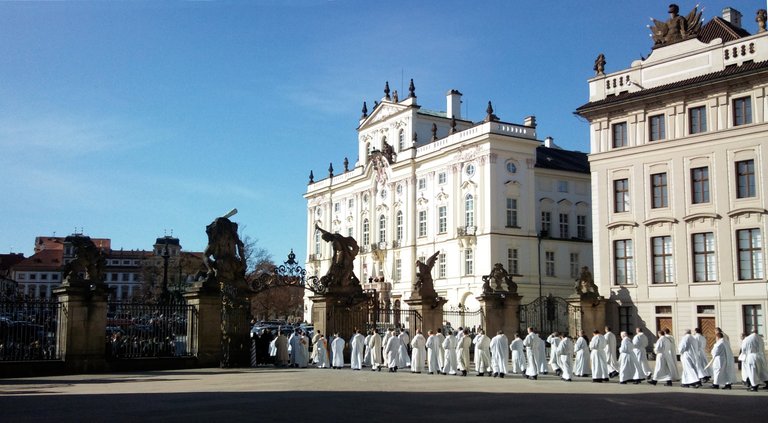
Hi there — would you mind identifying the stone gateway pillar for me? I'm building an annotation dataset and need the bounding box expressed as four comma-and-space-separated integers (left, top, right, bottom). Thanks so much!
183, 283, 223, 367
54, 284, 110, 372
405, 296, 446, 333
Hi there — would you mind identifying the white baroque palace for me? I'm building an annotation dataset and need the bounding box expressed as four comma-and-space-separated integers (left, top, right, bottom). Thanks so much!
305, 84, 592, 315
576, 7, 768, 348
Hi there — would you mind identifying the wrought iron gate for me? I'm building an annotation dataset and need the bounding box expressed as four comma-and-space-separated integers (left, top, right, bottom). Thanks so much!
443, 307, 484, 332
221, 284, 252, 368
518, 294, 581, 336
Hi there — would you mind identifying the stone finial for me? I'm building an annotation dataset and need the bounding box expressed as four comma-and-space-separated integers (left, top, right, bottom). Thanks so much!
450, 115, 457, 134
361, 101, 368, 119
309, 170, 314, 184
392, 90, 399, 103
343, 157, 349, 172
758, 9, 767, 33
328, 163, 334, 178
408, 79, 416, 98
412, 132, 418, 145
431, 123, 438, 141
384, 81, 391, 101
594, 53, 606, 76
484, 101, 499, 122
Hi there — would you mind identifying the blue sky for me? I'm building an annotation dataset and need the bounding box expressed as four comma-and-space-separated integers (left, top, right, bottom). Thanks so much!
1, 0, 763, 261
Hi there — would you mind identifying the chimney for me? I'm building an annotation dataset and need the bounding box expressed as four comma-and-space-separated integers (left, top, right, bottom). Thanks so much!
722, 7, 742, 28
446, 90, 462, 120
524, 115, 537, 128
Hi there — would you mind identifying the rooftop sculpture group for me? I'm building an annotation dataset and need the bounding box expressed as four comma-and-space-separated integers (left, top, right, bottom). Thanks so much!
649, 4, 703, 47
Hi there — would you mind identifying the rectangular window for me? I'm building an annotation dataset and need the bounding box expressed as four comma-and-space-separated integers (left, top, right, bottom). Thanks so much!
29, 273, 36, 280
570, 253, 580, 279
558, 181, 569, 193
545, 251, 555, 277
122, 273, 130, 282
736, 160, 756, 199
40, 273, 48, 280
438, 253, 446, 278
614, 179, 629, 212
347, 227, 353, 238
612, 122, 628, 148
577, 215, 587, 239
733, 97, 752, 126
51, 274, 59, 281
689, 106, 707, 134
464, 249, 474, 275
692, 232, 717, 282
506, 198, 518, 227
738, 229, 764, 280
619, 306, 632, 334
334, 202, 340, 213
348, 198, 354, 209
418, 210, 427, 237
394, 258, 402, 281
541, 211, 551, 236
691, 167, 710, 204
418, 178, 427, 190
508, 248, 519, 275
649, 114, 665, 141
438, 172, 446, 184
651, 172, 668, 208
743, 305, 764, 336
614, 239, 634, 285
396, 212, 403, 242
652, 236, 674, 284
559, 213, 569, 238
438, 206, 447, 234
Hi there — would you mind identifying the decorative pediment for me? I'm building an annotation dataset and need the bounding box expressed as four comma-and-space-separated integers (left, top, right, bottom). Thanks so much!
727, 207, 767, 219
642, 217, 678, 230
460, 180, 477, 191
416, 194, 429, 207
375, 203, 390, 213
505, 180, 521, 197
359, 102, 408, 128
453, 145, 483, 162
606, 220, 639, 230
436, 189, 449, 203
683, 212, 721, 223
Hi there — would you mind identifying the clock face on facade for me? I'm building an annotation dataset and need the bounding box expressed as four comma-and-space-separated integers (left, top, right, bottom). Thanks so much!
465, 163, 475, 177
507, 162, 517, 173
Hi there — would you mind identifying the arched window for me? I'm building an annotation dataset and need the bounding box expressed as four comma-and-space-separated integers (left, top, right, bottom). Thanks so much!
396, 211, 404, 242
362, 218, 370, 246
379, 215, 387, 244
398, 129, 406, 150
465, 193, 475, 228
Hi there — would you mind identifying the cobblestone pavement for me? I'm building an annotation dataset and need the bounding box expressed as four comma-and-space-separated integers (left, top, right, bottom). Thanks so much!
1, 367, 766, 422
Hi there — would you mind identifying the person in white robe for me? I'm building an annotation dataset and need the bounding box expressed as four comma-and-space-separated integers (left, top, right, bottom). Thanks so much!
649, 330, 677, 386
473, 329, 492, 376
739, 333, 749, 384
535, 330, 548, 374
314, 334, 329, 368
589, 330, 608, 382
489, 330, 509, 378
573, 331, 590, 377
755, 332, 768, 388
350, 330, 365, 370
397, 330, 411, 368
425, 330, 440, 374
310, 330, 323, 364
546, 332, 562, 375
604, 327, 619, 377
410, 329, 427, 373
288, 330, 298, 367
632, 328, 651, 379
523, 327, 540, 380
556, 333, 574, 381
742, 331, 768, 391
363, 331, 372, 367
368, 329, 383, 372
274, 331, 289, 367
331, 333, 345, 369
382, 329, 394, 368
441, 330, 458, 375
509, 332, 526, 375
435, 328, 446, 370
678, 330, 701, 387
692, 327, 712, 381
709, 331, 735, 389
618, 331, 642, 384
384, 331, 403, 372
456, 329, 472, 376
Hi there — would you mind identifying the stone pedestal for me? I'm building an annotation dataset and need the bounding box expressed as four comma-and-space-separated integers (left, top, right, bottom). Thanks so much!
309, 295, 332, 339
184, 283, 223, 367
569, 294, 607, 334
405, 296, 447, 333
478, 292, 522, 336
54, 284, 110, 372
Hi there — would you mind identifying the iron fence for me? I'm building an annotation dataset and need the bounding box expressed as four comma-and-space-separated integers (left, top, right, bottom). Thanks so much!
106, 301, 196, 359
0, 299, 62, 361
443, 308, 484, 333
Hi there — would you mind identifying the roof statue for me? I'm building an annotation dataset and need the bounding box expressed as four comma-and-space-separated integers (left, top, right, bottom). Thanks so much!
758, 9, 767, 33
481, 263, 517, 295
413, 251, 440, 299
408, 78, 416, 98
392, 90, 399, 103
361, 101, 368, 119
649, 4, 703, 47
343, 157, 349, 172
484, 101, 499, 122
450, 115, 457, 133
202, 209, 247, 291
431, 122, 438, 141
594, 53, 606, 76
315, 223, 362, 296
384, 81, 391, 101
574, 266, 599, 299
308, 170, 314, 184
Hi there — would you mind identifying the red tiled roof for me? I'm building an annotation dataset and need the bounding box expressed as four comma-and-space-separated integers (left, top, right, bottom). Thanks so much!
12, 249, 64, 271
697, 17, 751, 44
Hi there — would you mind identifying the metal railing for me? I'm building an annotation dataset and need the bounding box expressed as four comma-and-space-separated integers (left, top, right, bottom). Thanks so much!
0, 299, 62, 361
106, 302, 196, 359
443, 308, 484, 333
